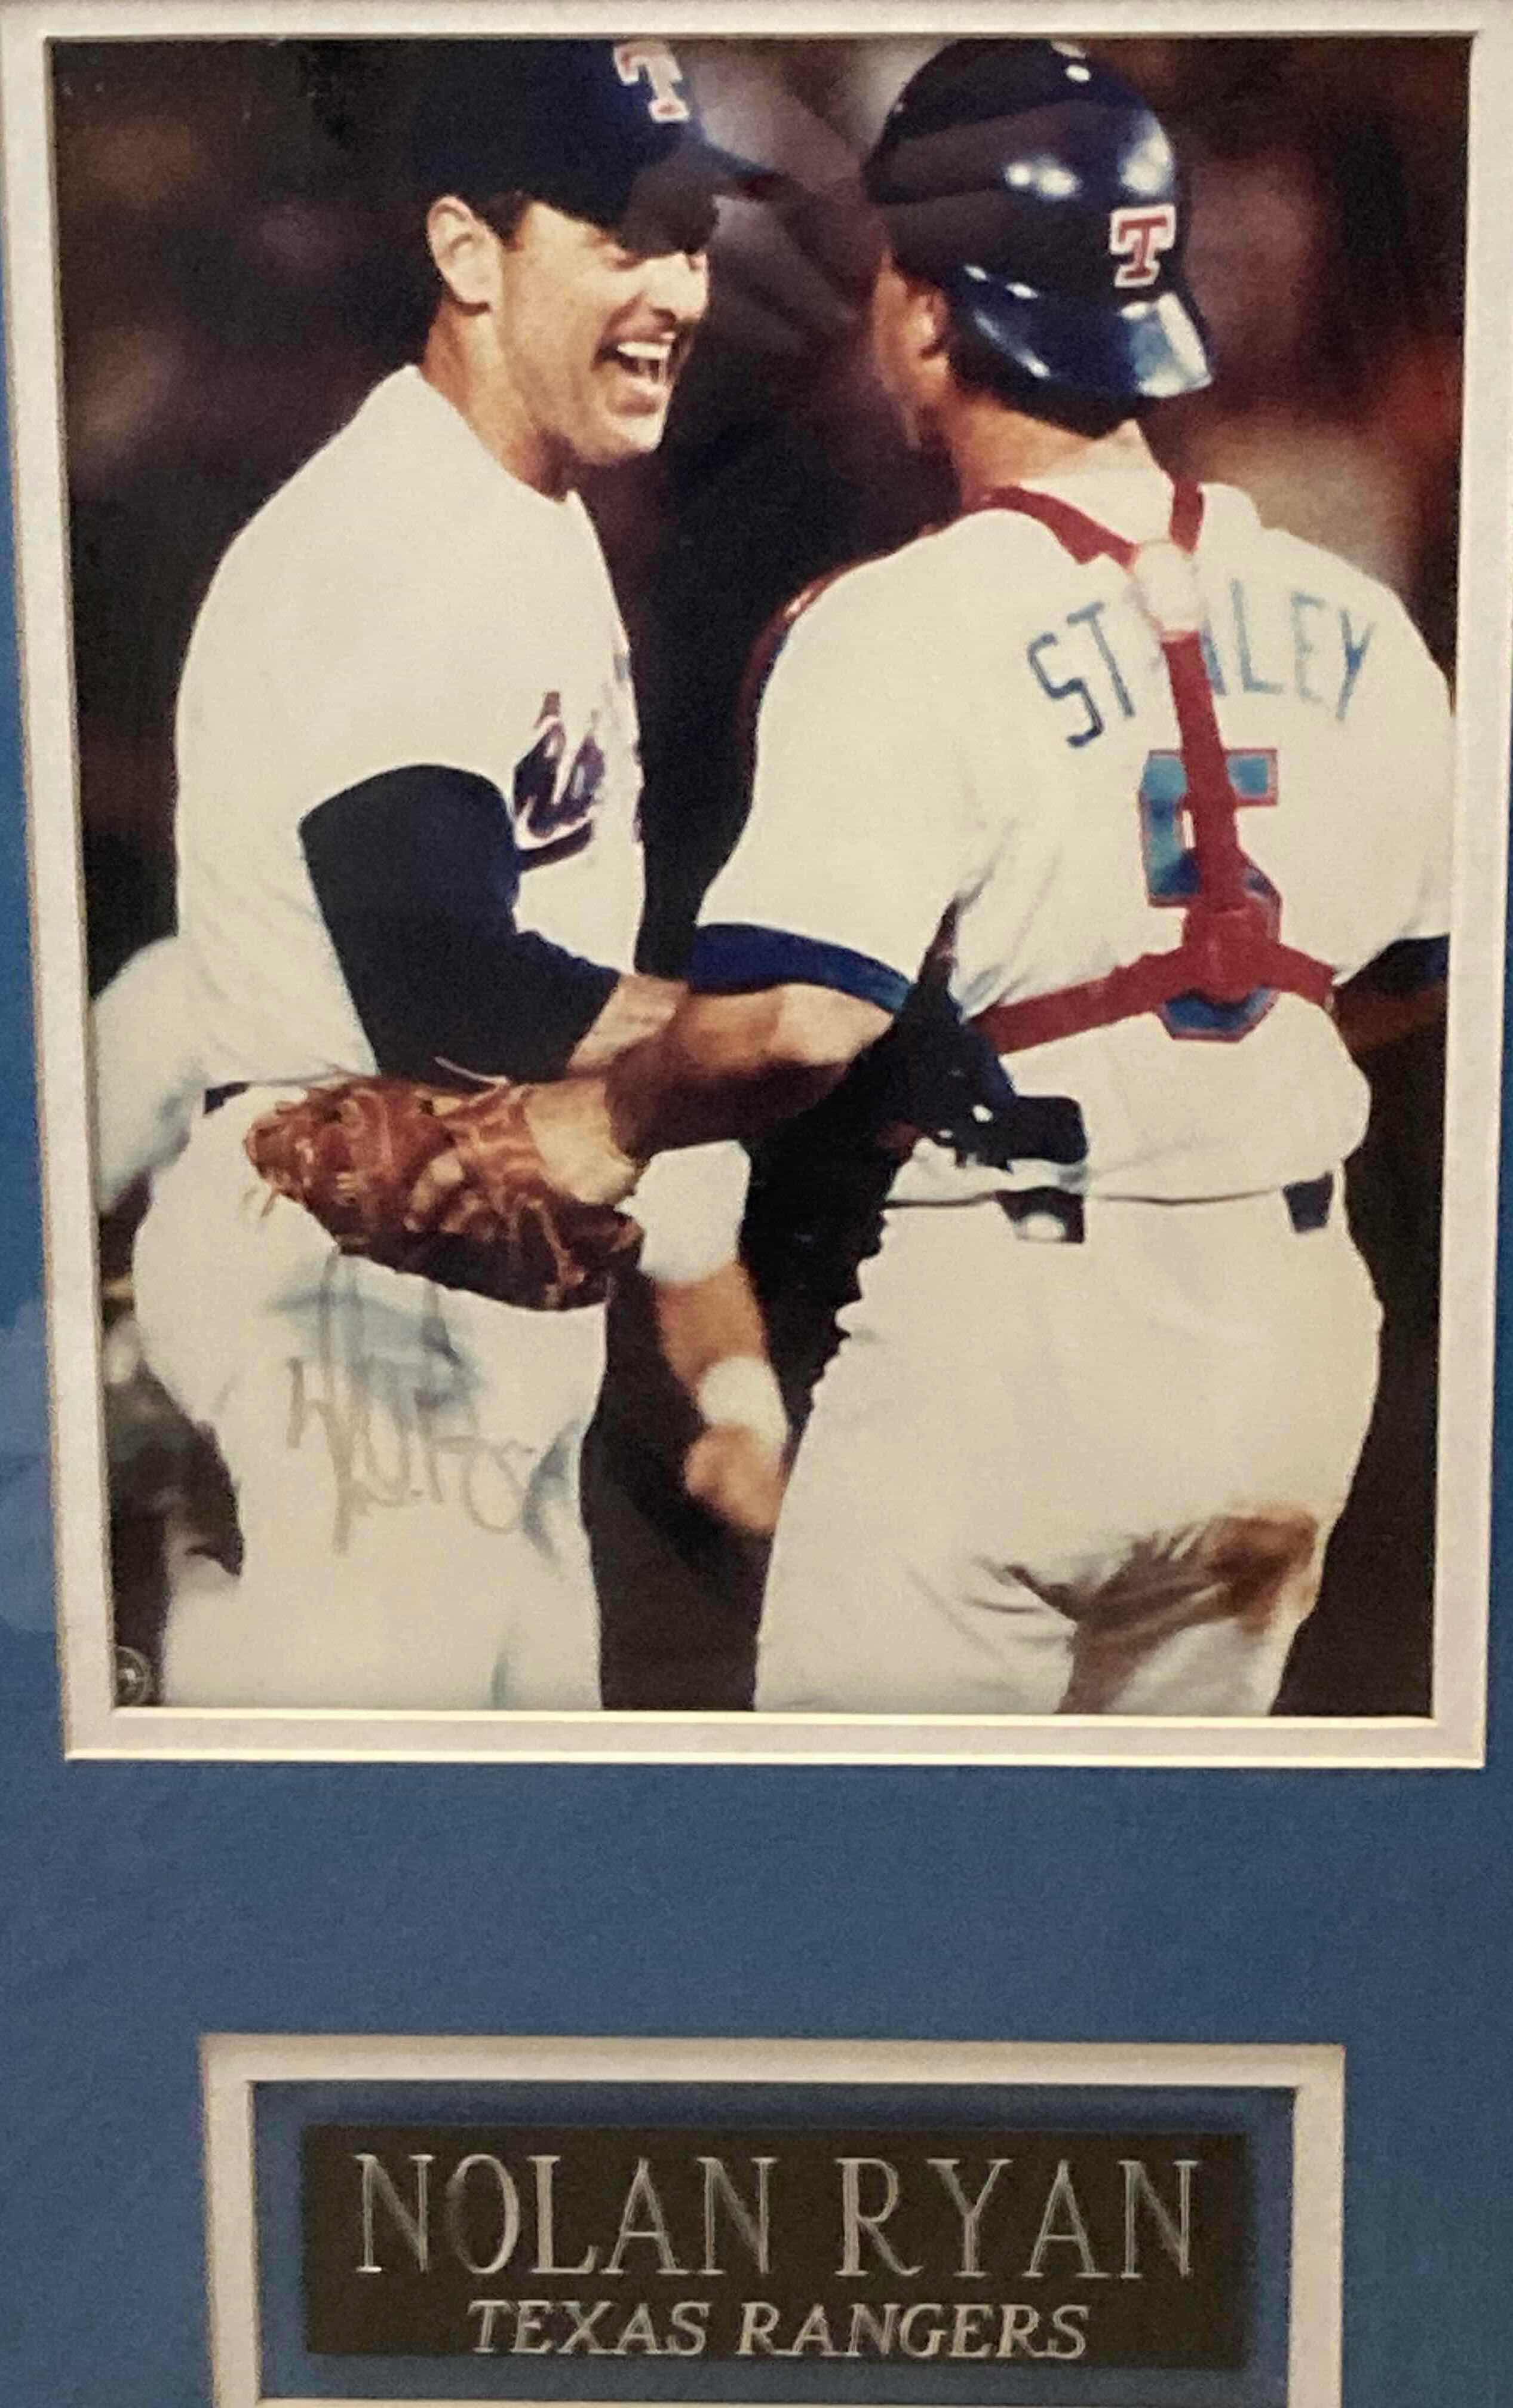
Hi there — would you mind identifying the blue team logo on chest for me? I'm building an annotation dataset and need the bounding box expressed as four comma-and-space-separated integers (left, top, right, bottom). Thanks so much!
512, 690, 607, 855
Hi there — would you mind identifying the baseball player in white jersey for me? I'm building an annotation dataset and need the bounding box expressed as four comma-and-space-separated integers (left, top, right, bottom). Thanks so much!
130, 39, 787, 1710
520, 38, 1453, 1718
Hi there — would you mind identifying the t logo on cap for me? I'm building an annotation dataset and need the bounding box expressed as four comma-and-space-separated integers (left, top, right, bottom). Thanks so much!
1109, 202, 1178, 289
614, 41, 692, 125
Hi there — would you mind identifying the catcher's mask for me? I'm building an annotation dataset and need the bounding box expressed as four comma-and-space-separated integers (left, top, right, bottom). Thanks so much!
864, 37, 1212, 407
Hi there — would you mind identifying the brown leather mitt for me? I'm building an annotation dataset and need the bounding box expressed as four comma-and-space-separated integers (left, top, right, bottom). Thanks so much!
244, 1076, 644, 1310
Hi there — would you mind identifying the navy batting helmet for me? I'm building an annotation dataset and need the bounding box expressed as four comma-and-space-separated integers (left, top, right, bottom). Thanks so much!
864, 38, 1211, 405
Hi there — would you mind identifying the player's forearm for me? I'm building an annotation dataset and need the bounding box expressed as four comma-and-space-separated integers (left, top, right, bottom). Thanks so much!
651, 1256, 771, 1396
652, 1258, 791, 1541
604, 984, 894, 1156
520, 985, 893, 1206
565, 973, 685, 1071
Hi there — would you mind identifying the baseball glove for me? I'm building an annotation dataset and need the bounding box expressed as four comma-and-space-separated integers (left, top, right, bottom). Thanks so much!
244, 1075, 643, 1310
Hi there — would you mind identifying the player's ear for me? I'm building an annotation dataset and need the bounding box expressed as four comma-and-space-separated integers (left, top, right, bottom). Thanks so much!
910, 278, 953, 364
425, 195, 504, 311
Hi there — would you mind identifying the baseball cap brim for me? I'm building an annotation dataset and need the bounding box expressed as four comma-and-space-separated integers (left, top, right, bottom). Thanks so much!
613, 139, 780, 253
676, 132, 780, 198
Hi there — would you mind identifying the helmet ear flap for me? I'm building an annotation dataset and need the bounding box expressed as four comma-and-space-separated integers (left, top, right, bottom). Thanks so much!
941, 290, 1149, 435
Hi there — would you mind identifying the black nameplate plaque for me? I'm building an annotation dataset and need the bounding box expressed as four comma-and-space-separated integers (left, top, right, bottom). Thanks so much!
303, 2123, 1249, 2367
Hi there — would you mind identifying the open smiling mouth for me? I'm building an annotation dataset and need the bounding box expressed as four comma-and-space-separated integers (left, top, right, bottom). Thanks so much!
601, 337, 679, 391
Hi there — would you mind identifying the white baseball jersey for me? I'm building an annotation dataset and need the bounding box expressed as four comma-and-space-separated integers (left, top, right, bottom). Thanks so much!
697, 468, 1451, 1203
176, 365, 643, 1088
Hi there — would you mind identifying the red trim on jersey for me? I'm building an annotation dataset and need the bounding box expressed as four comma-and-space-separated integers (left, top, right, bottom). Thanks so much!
1169, 474, 1205, 554
966, 478, 1334, 1056
974, 481, 1139, 571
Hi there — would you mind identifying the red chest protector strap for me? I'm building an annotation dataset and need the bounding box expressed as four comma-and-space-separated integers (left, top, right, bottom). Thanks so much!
968, 481, 1334, 1058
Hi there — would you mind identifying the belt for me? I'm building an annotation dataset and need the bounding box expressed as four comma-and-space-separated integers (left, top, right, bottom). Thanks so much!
996, 1172, 1336, 1247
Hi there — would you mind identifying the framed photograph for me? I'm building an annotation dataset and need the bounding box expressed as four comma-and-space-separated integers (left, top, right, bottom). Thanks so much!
201, 2033, 1346, 2408
2, 24, 1511, 2408
6, 1, 1510, 1765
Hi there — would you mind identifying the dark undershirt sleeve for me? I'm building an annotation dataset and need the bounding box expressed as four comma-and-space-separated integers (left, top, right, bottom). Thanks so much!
299, 764, 616, 1082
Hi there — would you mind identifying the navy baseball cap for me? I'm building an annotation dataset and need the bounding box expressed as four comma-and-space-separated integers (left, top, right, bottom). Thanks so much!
410, 38, 773, 247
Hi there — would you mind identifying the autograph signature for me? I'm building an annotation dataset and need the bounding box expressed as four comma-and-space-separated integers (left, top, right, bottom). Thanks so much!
287, 1266, 541, 1552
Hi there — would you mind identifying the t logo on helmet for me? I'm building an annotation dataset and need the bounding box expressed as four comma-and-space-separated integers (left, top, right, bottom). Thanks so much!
613, 41, 692, 124
1109, 203, 1178, 289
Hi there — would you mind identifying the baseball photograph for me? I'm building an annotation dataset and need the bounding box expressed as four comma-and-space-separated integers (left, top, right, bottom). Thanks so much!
7, 5, 1507, 1761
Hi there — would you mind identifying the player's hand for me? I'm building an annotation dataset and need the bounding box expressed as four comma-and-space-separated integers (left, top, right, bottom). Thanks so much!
402, 1074, 641, 1228
682, 1423, 788, 1540
512, 1075, 644, 1206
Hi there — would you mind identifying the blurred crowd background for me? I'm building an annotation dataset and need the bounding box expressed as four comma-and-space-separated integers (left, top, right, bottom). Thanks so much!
51, 33, 1465, 1715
